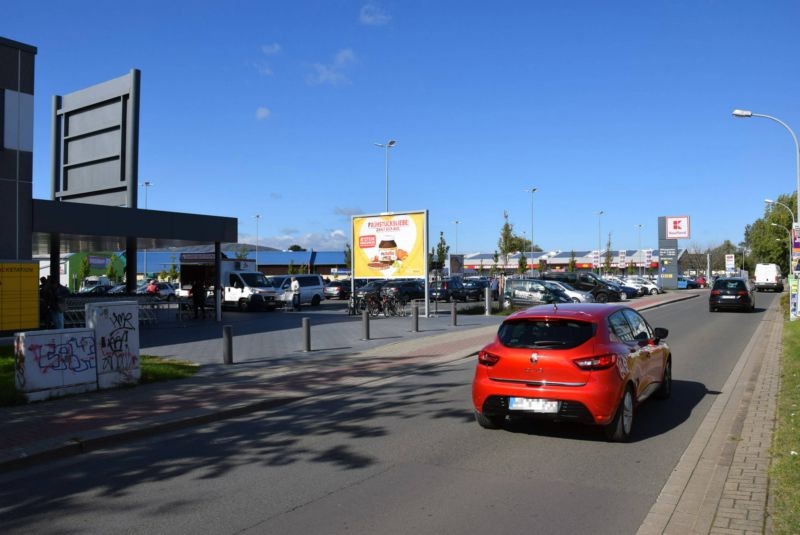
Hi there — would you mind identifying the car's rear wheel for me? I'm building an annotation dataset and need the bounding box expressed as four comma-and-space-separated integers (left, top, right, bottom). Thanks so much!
654, 358, 672, 400
650, 288, 658, 295
604, 386, 634, 442
572, 297, 580, 303
709, 304, 716, 312
474, 410, 505, 429
311, 294, 321, 306
595, 293, 608, 303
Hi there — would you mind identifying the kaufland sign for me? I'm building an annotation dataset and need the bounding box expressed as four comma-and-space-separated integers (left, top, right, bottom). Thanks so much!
665, 216, 690, 239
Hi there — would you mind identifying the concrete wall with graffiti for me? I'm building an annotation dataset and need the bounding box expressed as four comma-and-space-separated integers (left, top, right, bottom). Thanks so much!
14, 301, 140, 401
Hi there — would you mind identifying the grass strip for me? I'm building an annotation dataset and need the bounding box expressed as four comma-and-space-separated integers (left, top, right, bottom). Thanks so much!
0, 346, 199, 406
771, 318, 800, 534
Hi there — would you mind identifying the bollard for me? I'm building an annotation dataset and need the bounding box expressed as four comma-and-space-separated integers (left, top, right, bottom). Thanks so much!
302, 317, 311, 352
451, 301, 458, 326
485, 286, 491, 316
223, 325, 233, 365
412, 304, 419, 332
362, 309, 370, 340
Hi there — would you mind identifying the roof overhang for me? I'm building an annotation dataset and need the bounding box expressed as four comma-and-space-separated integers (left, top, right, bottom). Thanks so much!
31, 199, 237, 255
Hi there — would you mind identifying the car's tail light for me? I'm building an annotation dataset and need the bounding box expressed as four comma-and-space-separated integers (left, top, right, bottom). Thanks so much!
573, 354, 618, 370
710, 290, 720, 296
738, 290, 749, 296
478, 350, 500, 366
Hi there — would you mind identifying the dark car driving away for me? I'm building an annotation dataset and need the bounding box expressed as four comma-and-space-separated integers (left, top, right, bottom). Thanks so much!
709, 277, 755, 313
381, 280, 425, 302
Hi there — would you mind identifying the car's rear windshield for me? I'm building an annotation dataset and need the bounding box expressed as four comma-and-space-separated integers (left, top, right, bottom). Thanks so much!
498, 319, 596, 349
713, 279, 746, 291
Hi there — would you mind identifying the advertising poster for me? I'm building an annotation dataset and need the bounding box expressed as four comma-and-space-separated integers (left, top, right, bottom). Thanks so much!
0, 262, 39, 331
449, 254, 464, 276
353, 211, 427, 279
791, 276, 798, 322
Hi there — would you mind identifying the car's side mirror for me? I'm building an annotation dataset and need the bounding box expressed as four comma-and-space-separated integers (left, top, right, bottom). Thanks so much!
654, 327, 669, 342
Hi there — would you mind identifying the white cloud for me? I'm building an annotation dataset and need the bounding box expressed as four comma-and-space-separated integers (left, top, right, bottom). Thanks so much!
255, 107, 271, 120
257, 229, 349, 251
307, 48, 356, 86
261, 43, 282, 55
334, 206, 363, 218
359, 4, 391, 26
253, 62, 273, 76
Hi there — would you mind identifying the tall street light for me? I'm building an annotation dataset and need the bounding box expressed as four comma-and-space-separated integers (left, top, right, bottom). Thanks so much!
635, 223, 644, 276
453, 220, 459, 255
140, 181, 153, 279
524, 187, 537, 275
765, 198, 796, 225
254, 214, 261, 271
596, 210, 604, 275
374, 139, 397, 212
771, 223, 792, 274
733, 110, 800, 222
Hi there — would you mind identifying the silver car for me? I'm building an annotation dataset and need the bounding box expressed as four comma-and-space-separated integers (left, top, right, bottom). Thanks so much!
540, 280, 594, 303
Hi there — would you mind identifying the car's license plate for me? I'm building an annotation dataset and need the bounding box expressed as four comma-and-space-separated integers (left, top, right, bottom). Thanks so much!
508, 397, 560, 413
722, 295, 736, 299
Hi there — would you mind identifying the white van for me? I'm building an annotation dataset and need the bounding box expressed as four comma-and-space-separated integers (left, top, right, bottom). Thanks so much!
754, 263, 783, 292
267, 274, 326, 307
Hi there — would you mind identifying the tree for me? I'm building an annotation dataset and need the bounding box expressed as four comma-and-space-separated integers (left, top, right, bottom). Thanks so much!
344, 243, 352, 271
158, 268, 168, 281
498, 211, 515, 267
538, 257, 547, 273
234, 245, 249, 259
604, 233, 613, 273
288, 244, 306, 252
517, 253, 528, 275
287, 260, 297, 274
568, 250, 576, 272
106, 259, 118, 283
436, 232, 450, 271
79, 255, 91, 282
491, 251, 499, 277
745, 192, 796, 275
168, 256, 179, 282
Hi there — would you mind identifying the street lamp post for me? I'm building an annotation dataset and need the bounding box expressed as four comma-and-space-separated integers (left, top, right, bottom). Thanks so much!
596, 210, 604, 275
765, 198, 796, 225
254, 214, 261, 270
453, 220, 459, 255
733, 110, 800, 222
139, 181, 153, 279
524, 187, 537, 275
635, 223, 644, 276
374, 139, 397, 212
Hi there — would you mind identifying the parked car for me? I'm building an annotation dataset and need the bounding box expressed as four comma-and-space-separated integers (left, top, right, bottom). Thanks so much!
324, 280, 352, 300
503, 278, 571, 308
539, 280, 593, 303
709, 277, 756, 313
136, 281, 176, 300
677, 276, 700, 289
354, 280, 388, 301
381, 280, 425, 302
539, 271, 620, 303
463, 279, 489, 301
602, 279, 635, 301
430, 279, 467, 302
267, 274, 327, 307
107, 284, 129, 295
624, 276, 661, 295
77, 284, 113, 296
471, 303, 671, 441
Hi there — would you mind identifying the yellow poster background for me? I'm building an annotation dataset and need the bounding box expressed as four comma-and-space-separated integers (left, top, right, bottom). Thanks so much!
0, 262, 39, 332
353, 211, 426, 278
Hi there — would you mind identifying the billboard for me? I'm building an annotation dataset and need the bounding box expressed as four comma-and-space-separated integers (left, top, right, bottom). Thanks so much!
665, 216, 690, 239
0, 261, 39, 331
352, 211, 427, 279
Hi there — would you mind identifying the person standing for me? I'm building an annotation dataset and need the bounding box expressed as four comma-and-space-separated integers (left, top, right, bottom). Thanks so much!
44, 277, 69, 329
192, 280, 207, 319
290, 276, 301, 311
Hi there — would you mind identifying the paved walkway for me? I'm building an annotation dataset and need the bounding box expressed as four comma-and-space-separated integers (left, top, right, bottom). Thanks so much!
3, 289, 783, 534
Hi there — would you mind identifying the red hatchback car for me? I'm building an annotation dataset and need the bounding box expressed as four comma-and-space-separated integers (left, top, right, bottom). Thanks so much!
472, 303, 671, 441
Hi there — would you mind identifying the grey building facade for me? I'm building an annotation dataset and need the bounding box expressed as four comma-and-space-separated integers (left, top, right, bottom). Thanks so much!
0, 37, 36, 260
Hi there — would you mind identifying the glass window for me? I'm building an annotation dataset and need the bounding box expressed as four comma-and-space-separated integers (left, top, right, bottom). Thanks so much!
608, 311, 635, 342
622, 309, 653, 341
498, 319, 596, 349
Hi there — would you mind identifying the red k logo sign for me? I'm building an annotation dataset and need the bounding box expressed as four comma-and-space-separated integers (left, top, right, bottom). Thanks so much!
666, 216, 690, 239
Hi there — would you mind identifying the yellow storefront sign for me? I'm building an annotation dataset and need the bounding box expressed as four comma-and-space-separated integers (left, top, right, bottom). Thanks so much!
0, 262, 39, 332
352, 211, 427, 278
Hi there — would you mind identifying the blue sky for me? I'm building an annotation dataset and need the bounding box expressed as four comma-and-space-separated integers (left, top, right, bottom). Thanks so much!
7, 1, 800, 254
